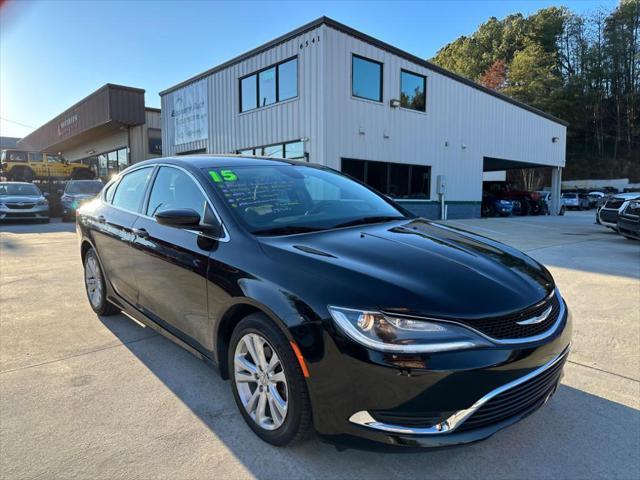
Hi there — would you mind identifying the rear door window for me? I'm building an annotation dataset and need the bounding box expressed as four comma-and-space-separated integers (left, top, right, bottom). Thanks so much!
111, 167, 153, 212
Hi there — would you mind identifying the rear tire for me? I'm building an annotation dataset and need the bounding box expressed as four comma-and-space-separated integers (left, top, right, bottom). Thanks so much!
228, 313, 312, 446
83, 248, 119, 316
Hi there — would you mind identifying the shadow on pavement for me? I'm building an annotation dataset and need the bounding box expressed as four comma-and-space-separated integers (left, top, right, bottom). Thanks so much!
0, 219, 76, 234
98, 313, 640, 479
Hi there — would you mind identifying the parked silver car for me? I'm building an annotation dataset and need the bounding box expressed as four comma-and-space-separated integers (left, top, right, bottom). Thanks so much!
0, 182, 50, 223
561, 192, 590, 210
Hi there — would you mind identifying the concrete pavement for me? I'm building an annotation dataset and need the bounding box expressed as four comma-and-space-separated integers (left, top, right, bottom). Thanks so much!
1, 212, 639, 479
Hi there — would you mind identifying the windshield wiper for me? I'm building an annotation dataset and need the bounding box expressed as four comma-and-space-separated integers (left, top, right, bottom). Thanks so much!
252, 225, 325, 236
331, 216, 407, 229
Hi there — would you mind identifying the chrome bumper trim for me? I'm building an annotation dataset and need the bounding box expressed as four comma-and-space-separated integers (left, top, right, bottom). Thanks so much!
349, 343, 571, 436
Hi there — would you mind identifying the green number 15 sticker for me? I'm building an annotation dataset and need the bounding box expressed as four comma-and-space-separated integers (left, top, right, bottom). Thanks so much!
209, 169, 238, 182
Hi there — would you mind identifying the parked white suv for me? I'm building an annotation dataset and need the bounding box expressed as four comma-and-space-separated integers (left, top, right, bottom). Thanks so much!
598, 192, 640, 229
562, 192, 590, 210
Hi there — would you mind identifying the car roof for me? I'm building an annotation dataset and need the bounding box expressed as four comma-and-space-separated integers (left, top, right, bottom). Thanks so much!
614, 192, 640, 199
67, 179, 103, 183
130, 155, 312, 171
0, 181, 35, 185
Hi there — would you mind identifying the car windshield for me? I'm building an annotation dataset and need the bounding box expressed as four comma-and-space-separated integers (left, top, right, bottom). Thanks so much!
65, 181, 103, 195
204, 164, 408, 235
0, 183, 41, 196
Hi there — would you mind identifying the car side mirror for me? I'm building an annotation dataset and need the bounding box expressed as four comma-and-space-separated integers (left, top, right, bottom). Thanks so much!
155, 208, 201, 227
43, 192, 49, 198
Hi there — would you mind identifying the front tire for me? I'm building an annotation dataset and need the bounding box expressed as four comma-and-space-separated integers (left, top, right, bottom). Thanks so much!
83, 248, 119, 316
229, 313, 312, 446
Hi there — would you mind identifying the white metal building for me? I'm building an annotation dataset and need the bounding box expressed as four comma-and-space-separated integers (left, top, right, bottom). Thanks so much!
160, 17, 567, 218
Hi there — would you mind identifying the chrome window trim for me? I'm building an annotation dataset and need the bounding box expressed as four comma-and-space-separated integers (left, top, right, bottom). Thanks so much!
99, 163, 230, 242
381, 289, 565, 345
349, 343, 570, 436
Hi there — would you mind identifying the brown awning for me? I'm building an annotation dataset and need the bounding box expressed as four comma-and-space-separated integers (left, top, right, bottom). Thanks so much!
18, 84, 146, 152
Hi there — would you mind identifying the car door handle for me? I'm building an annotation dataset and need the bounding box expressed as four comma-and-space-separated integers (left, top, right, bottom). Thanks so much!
132, 228, 149, 239
97, 215, 106, 224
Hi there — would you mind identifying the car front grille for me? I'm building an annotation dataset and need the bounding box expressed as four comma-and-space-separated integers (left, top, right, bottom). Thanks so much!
3, 212, 37, 218
454, 292, 562, 340
457, 351, 567, 432
5, 202, 36, 210
622, 202, 640, 217
370, 411, 445, 428
599, 209, 619, 223
604, 198, 625, 209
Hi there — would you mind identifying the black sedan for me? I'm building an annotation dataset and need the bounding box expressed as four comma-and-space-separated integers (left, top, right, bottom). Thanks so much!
76, 156, 571, 448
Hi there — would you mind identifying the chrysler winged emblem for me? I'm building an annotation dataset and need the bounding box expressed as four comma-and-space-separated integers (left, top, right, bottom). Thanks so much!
516, 305, 553, 325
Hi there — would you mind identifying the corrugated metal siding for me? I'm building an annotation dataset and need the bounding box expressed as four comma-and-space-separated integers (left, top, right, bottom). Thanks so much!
130, 109, 162, 163
323, 28, 566, 201
161, 26, 325, 160
160, 23, 566, 203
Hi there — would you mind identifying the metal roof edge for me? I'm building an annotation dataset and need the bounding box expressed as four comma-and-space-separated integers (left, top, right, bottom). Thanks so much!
18, 84, 147, 149
160, 16, 569, 127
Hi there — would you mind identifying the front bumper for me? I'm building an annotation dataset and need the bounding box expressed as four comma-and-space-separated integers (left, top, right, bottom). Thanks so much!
305, 302, 572, 449
617, 216, 640, 239
598, 208, 620, 228
0, 205, 49, 221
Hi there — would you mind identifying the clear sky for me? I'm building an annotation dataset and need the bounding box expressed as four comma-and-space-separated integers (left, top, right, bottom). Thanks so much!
0, 0, 617, 139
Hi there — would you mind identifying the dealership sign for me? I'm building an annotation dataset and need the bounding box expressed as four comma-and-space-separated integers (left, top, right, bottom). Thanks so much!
172, 80, 209, 145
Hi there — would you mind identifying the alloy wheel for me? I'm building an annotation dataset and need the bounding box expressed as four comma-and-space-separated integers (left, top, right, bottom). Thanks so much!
234, 333, 289, 430
84, 255, 103, 309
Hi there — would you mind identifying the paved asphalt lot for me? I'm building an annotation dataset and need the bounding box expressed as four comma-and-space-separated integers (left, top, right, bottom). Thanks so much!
1, 211, 639, 480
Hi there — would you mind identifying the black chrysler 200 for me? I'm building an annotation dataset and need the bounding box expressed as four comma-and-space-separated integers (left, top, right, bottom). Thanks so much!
76, 156, 571, 448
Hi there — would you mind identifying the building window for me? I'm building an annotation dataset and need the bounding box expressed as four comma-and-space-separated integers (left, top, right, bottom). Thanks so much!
341, 158, 430, 199
352, 54, 383, 102
117, 148, 128, 171
148, 128, 162, 155
278, 58, 298, 101
236, 140, 305, 160
400, 70, 426, 112
239, 57, 298, 112
262, 144, 283, 158
240, 75, 257, 112
258, 67, 276, 107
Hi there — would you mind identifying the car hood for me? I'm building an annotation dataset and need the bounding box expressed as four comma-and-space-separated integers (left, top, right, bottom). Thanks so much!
0, 195, 43, 203
258, 219, 554, 320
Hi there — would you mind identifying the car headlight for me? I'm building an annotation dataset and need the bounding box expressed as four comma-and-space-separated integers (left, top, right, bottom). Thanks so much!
499, 200, 511, 206
328, 306, 492, 353
37, 199, 48, 206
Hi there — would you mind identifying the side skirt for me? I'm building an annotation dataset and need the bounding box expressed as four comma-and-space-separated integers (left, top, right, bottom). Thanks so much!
109, 295, 220, 371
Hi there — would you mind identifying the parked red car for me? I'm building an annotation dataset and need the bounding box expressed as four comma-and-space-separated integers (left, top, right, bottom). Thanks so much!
484, 182, 543, 216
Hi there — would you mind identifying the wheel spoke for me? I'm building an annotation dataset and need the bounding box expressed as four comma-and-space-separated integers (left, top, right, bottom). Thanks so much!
244, 335, 260, 369
245, 388, 260, 414
234, 371, 256, 383
267, 354, 280, 373
253, 336, 269, 370
256, 391, 268, 425
270, 371, 286, 384
268, 384, 287, 418
267, 394, 284, 425
235, 355, 258, 375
